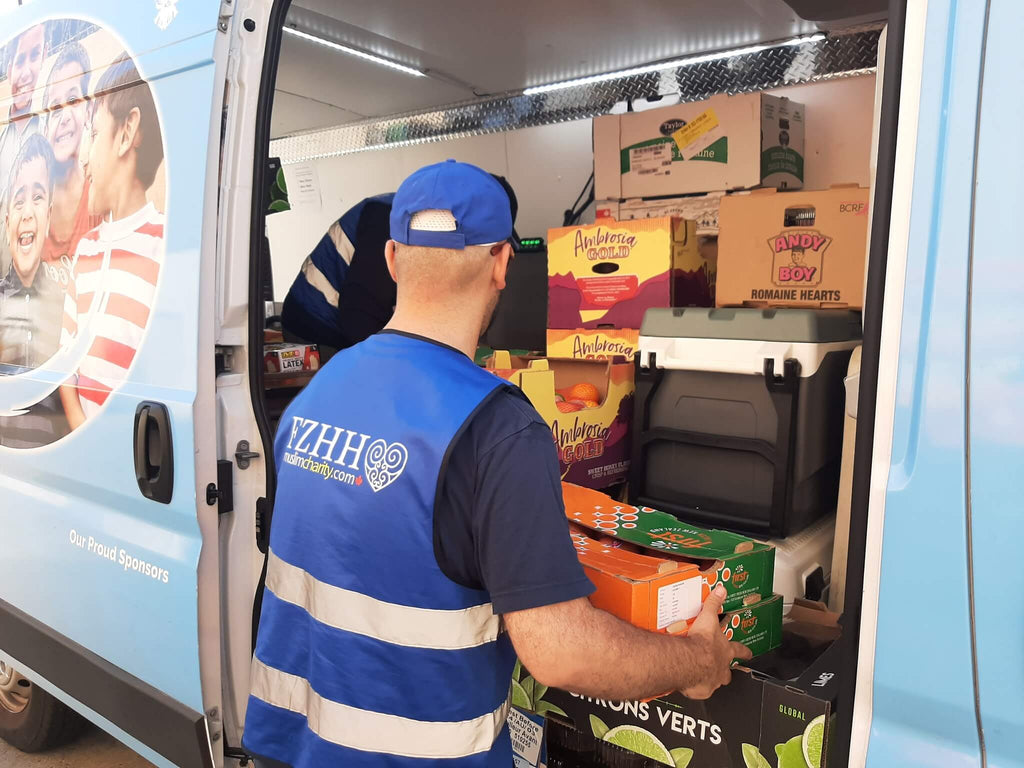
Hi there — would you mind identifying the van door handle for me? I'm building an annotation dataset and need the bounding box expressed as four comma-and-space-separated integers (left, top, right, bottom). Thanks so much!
134, 401, 174, 504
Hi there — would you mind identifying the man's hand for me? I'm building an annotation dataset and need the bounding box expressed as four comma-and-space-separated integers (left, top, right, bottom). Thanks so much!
505, 585, 752, 703
680, 585, 753, 700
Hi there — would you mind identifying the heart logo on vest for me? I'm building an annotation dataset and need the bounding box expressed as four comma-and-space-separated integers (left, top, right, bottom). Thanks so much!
363, 439, 409, 493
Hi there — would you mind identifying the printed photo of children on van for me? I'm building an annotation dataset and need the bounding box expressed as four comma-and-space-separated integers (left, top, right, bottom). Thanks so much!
0, 133, 71, 446
59, 53, 166, 430
42, 41, 101, 273
0, 23, 48, 279
0, 23, 167, 446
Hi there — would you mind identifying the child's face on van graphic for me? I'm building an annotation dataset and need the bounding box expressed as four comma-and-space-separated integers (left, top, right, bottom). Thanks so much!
84, 102, 120, 217
8, 25, 46, 115
5, 156, 51, 285
45, 62, 89, 166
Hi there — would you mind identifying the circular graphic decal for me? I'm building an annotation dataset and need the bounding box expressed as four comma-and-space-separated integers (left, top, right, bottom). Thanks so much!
0, 19, 166, 449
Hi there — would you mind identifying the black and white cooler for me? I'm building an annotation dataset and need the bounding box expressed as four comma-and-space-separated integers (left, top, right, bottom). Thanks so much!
630, 307, 861, 537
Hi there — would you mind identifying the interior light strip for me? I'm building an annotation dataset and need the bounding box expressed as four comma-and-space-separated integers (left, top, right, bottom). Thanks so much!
283, 26, 426, 78
522, 33, 827, 96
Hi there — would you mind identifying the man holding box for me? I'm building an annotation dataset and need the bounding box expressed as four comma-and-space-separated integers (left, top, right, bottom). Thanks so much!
244, 159, 749, 768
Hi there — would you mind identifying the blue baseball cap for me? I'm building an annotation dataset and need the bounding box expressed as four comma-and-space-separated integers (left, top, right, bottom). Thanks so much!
390, 159, 513, 249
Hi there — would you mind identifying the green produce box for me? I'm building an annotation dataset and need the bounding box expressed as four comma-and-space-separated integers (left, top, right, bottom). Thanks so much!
564, 483, 775, 611
723, 594, 783, 658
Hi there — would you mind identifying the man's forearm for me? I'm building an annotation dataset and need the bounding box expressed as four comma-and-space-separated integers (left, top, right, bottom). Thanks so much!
507, 598, 710, 701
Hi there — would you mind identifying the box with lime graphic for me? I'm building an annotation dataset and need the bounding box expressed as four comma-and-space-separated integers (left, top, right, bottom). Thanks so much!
538, 601, 841, 768
563, 483, 775, 611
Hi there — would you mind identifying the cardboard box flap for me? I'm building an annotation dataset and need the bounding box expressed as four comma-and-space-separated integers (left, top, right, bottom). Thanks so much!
563, 483, 772, 561
570, 524, 698, 582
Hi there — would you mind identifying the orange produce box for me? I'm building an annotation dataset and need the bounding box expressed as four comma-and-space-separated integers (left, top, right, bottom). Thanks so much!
569, 524, 705, 634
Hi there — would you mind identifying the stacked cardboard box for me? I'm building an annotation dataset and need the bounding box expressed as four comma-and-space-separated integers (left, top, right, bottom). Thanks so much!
539, 601, 841, 768
546, 216, 714, 376
593, 93, 805, 201
563, 483, 776, 611
716, 186, 871, 309
487, 352, 634, 488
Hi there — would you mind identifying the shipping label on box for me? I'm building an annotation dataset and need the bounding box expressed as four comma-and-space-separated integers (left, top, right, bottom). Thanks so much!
570, 524, 704, 632
487, 353, 634, 489
563, 484, 775, 611
546, 328, 640, 361
594, 94, 804, 200
716, 187, 870, 309
548, 217, 710, 330
509, 707, 547, 768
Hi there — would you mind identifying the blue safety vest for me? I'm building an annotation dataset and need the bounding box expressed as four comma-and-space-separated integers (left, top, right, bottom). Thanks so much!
244, 332, 516, 767
281, 193, 395, 346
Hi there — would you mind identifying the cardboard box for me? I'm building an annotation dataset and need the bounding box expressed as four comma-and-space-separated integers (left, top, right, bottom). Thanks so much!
716, 186, 870, 309
540, 605, 841, 768
548, 217, 712, 330
570, 524, 704, 633
722, 594, 783, 657
487, 352, 634, 489
546, 328, 640, 361
596, 192, 727, 236
263, 343, 320, 374
594, 94, 804, 200
563, 484, 775, 611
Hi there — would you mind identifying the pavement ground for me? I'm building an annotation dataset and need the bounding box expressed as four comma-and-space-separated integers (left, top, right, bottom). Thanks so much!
0, 725, 154, 767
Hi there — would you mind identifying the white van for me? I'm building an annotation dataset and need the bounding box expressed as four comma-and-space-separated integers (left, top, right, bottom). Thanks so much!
1, 0, 1021, 766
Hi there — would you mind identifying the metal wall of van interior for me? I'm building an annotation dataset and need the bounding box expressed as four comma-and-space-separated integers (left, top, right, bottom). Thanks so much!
270, 25, 882, 165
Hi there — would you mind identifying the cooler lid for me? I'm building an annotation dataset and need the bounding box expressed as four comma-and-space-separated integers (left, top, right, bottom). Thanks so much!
640, 307, 863, 343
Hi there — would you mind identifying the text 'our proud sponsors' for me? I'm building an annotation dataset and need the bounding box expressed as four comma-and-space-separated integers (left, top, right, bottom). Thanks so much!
69, 529, 169, 583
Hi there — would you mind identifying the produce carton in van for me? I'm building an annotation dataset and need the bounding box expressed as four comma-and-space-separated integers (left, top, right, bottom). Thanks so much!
594, 93, 805, 200
546, 328, 640, 361
569, 523, 705, 634
562, 483, 775, 611
487, 352, 633, 488
548, 217, 711, 330
538, 602, 838, 767
716, 186, 870, 309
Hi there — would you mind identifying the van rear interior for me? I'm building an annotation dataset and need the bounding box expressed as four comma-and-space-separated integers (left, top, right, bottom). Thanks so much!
251, 2, 895, 765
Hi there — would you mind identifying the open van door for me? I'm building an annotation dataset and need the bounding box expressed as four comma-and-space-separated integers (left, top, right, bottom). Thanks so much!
0, 3, 225, 766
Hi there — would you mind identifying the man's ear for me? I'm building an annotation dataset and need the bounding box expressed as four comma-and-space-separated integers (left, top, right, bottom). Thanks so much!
384, 240, 399, 283
491, 243, 512, 291
118, 106, 142, 159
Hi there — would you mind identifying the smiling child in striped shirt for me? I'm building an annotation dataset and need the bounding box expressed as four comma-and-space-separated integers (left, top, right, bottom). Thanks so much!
60, 55, 165, 429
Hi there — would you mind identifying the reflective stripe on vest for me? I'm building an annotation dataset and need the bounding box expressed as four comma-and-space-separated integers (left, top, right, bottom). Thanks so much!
250, 658, 511, 759
265, 549, 502, 650
243, 333, 516, 767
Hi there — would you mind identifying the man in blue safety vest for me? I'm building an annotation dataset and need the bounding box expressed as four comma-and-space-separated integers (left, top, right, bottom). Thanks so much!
280, 176, 519, 361
279, 192, 395, 359
243, 159, 749, 768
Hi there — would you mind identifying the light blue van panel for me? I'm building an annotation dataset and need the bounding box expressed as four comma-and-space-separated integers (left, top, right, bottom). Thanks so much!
967, 1, 1024, 766
0, 0, 220, 727
867, 0, 985, 765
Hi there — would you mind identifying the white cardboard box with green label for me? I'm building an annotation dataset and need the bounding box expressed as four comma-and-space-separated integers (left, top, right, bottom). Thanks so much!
594, 93, 805, 200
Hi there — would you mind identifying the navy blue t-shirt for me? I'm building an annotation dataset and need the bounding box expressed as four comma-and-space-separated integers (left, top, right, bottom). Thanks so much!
386, 335, 596, 614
